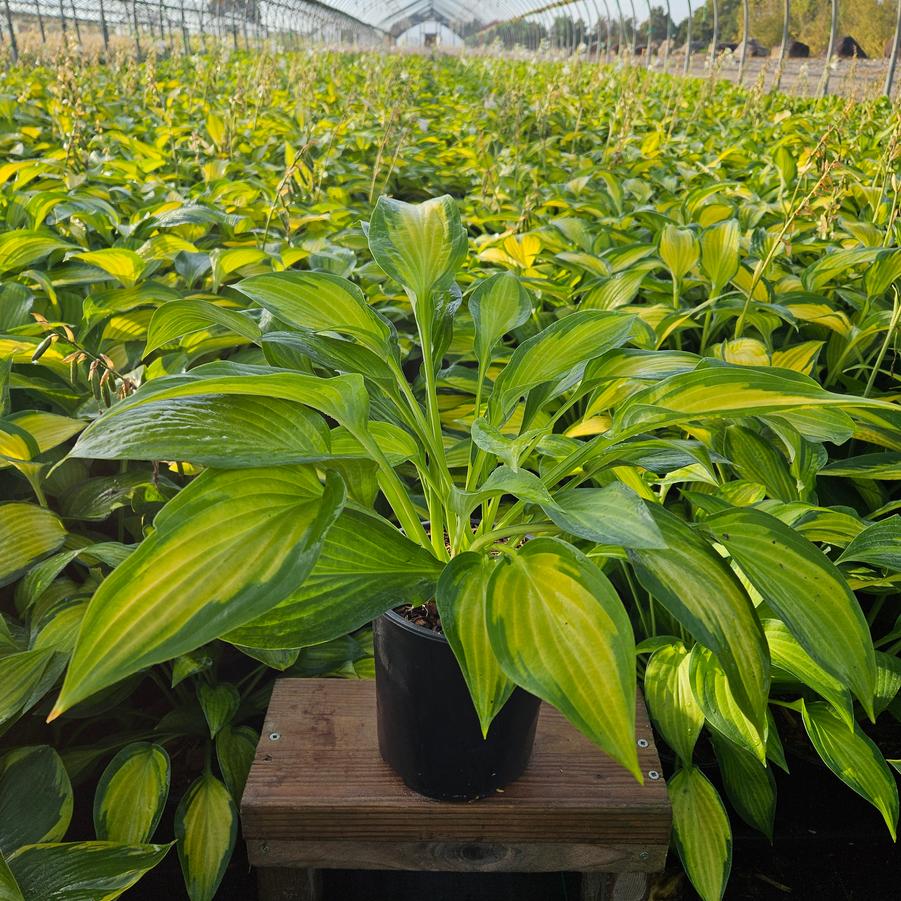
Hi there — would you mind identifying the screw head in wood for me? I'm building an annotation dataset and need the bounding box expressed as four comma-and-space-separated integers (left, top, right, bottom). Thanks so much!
639, 851, 649, 861
637, 738, 649, 748
268, 732, 281, 741
648, 770, 660, 780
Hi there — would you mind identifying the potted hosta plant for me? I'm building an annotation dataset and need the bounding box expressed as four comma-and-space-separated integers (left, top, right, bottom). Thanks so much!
50, 196, 886, 803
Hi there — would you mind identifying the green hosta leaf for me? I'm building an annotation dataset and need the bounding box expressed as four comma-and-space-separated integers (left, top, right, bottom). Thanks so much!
7, 841, 171, 900
764, 620, 854, 728
470, 419, 545, 472
469, 272, 532, 364
801, 701, 899, 840
144, 300, 261, 356
0, 650, 65, 728
0, 747, 73, 855
643, 642, 703, 767
51, 467, 345, 716
210, 247, 267, 291
215, 725, 257, 802
689, 646, 766, 763
668, 766, 732, 901
839, 517, 901, 571
490, 311, 637, 418
175, 774, 237, 901
452, 466, 557, 519
863, 248, 901, 298
0, 230, 74, 276
0, 851, 22, 901
544, 483, 666, 548
72, 249, 149, 288
69, 395, 331, 468
0, 504, 66, 587
236, 271, 394, 357
93, 744, 170, 844
486, 538, 639, 779
0, 413, 84, 466
722, 425, 797, 501
436, 553, 514, 738
225, 508, 441, 649
196, 683, 240, 738
76, 362, 369, 437
710, 732, 776, 841
819, 453, 901, 479
612, 363, 891, 438
700, 219, 740, 294
704, 507, 875, 717
265, 332, 395, 385
659, 224, 699, 282
874, 652, 901, 718
629, 505, 769, 735
368, 194, 468, 302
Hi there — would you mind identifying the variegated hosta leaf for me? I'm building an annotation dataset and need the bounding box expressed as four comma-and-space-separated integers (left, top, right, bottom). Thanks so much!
544, 482, 666, 549
0, 230, 74, 276
0, 850, 21, 900
611, 362, 893, 438
801, 701, 899, 840
215, 725, 258, 802
710, 731, 776, 841
0, 649, 66, 728
436, 553, 514, 738
629, 505, 770, 736
704, 507, 876, 717
689, 646, 767, 764
236, 271, 395, 357
764, 620, 854, 728
668, 766, 732, 901
7, 841, 171, 900
51, 467, 345, 717
175, 774, 237, 901
643, 642, 703, 767
93, 743, 170, 844
839, 517, 901, 571
144, 299, 261, 355
485, 538, 640, 779
700, 219, 740, 295
72, 249, 149, 288
468, 271, 532, 365
224, 508, 441, 649
75, 362, 369, 436
0, 503, 66, 587
368, 194, 468, 303
68, 395, 332, 468
489, 310, 638, 418
659, 224, 699, 282
0, 746, 73, 855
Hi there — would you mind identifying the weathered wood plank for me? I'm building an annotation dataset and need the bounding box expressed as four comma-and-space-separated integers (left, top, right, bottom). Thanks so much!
246, 839, 667, 872
241, 679, 670, 875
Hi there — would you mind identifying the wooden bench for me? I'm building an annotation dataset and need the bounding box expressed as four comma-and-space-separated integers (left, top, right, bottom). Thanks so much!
241, 679, 671, 901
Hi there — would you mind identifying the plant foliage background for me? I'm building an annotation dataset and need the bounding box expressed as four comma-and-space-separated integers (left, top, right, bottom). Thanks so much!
1, 47, 900, 900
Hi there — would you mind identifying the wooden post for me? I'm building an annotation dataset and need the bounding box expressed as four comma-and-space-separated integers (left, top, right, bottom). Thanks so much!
3, 0, 17, 62
885, 0, 901, 98
738, 0, 749, 85
819, 0, 838, 97
683, 0, 692, 76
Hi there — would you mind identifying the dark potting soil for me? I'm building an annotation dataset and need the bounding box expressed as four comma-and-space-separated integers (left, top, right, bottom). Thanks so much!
396, 600, 443, 632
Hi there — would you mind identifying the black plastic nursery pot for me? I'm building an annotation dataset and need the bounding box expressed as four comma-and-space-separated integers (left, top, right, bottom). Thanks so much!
373, 609, 541, 802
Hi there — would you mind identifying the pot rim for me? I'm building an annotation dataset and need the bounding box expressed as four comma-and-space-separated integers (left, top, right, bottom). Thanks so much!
382, 608, 448, 645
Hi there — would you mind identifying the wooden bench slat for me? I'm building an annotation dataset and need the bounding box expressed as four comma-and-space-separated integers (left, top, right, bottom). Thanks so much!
241, 679, 671, 873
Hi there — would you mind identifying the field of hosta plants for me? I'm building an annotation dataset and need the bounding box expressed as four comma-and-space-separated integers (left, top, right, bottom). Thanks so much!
1, 47, 900, 901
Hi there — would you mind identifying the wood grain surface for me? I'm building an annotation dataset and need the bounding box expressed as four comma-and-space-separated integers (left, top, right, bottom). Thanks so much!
242, 679, 670, 873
